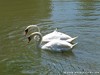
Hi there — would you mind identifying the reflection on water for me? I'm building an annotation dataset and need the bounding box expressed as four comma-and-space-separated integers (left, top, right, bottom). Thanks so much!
0, 0, 100, 75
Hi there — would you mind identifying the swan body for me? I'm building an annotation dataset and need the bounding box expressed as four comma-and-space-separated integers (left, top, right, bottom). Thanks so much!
25, 25, 77, 43
42, 39, 77, 51
28, 32, 77, 52
42, 29, 72, 42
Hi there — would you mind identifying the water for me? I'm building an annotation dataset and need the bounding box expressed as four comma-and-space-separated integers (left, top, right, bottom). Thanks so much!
0, 0, 100, 75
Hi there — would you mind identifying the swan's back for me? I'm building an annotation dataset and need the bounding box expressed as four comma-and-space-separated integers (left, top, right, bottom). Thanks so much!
41, 39, 75, 51
42, 30, 72, 42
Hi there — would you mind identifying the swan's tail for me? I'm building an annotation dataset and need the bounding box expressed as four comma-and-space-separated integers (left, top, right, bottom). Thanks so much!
66, 36, 78, 43
71, 43, 78, 48
54, 28, 58, 31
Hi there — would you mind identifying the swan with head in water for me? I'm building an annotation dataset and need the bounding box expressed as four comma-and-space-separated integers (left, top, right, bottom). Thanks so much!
25, 25, 78, 43
27, 32, 77, 52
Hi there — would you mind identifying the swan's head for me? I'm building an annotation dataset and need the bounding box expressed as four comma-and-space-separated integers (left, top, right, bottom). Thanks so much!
28, 36, 31, 43
24, 25, 39, 36
27, 32, 42, 43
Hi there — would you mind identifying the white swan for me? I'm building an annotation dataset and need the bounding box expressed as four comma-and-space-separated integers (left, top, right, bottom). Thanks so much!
27, 32, 77, 52
25, 25, 77, 43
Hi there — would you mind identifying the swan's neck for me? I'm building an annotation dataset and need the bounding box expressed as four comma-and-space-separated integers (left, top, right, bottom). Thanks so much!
29, 25, 40, 32
29, 32, 42, 46
35, 26, 40, 32
25, 25, 40, 35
